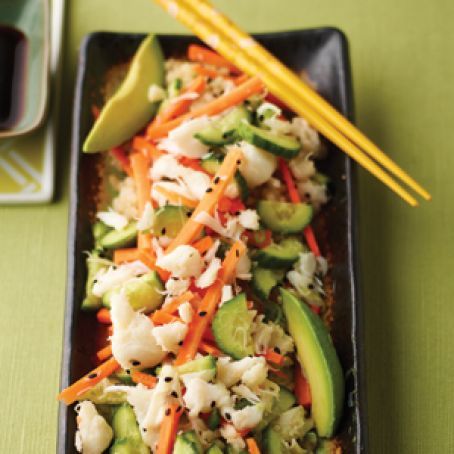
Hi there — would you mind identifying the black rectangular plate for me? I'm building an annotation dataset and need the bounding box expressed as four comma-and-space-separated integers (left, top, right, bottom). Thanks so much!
59, 29, 367, 453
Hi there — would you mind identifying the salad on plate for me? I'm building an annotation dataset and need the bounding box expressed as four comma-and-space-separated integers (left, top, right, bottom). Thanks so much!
59, 34, 344, 454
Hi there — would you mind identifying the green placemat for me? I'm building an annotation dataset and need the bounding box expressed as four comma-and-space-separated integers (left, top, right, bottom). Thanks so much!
0, 0, 453, 453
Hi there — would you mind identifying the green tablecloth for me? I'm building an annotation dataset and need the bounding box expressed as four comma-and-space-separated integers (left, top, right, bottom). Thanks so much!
1, 0, 452, 452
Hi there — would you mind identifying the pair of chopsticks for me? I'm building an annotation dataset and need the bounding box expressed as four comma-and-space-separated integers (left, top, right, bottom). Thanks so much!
153, 0, 431, 206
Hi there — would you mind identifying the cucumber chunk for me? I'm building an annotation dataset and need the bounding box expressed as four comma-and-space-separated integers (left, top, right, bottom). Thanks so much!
254, 238, 305, 268
252, 266, 284, 300
81, 250, 109, 311
92, 221, 111, 249
263, 427, 284, 454
111, 403, 148, 453
99, 222, 138, 249
238, 120, 300, 158
103, 271, 164, 312
176, 354, 216, 381
257, 200, 312, 234
201, 153, 249, 200
153, 205, 189, 237
212, 293, 254, 359
206, 444, 223, 454
195, 106, 251, 146
174, 431, 203, 454
110, 438, 149, 454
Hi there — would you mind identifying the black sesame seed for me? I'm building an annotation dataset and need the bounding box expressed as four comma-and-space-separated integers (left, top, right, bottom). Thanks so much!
235, 249, 240, 257
211, 401, 216, 408
164, 376, 172, 383
178, 340, 183, 346
93, 279, 97, 284
88, 373, 98, 379
258, 115, 264, 122
274, 347, 281, 354
165, 408, 171, 416
171, 391, 179, 398
222, 132, 229, 139
305, 192, 311, 199
207, 77, 213, 83
161, 227, 166, 235
176, 406, 182, 412
213, 176, 220, 184
126, 369, 131, 375
236, 159, 242, 165
199, 311, 207, 317
143, 428, 147, 432
235, 211, 241, 216
172, 276, 180, 281
308, 283, 314, 290
131, 360, 141, 366
206, 187, 213, 193
225, 412, 231, 420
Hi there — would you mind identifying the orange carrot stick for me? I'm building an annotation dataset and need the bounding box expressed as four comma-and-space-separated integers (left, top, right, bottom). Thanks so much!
303, 225, 321, 257
110, 147, 132, 176
151, 311, 183, 326
58, 357, 120, 405
161, 291, 195, 314
154, 185, 199, 209
152, 75, 206, 127
96, 308, 112, 325
179, 156, 207, 173
131, 370, 158, 389
198, 341, 223, 357
192, 236, 214, 255
146, 77, 263, 139
175, 241, 245, 365
188, 44, 239, 73
233, 73, 250, 86
263, 349, 285, 366
193, 64, 219, 79
156, 403, 184, 454
113, 248, 140, 264
166, 147, 243, 253
96, 344, 113, 362
294, 364, 312, 408
246, 438, 261, 454
133, 136, 165, 161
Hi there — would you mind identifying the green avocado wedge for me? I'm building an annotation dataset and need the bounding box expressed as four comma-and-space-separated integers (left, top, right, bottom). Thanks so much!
280, 288, 344, 437
83, 34, 164, 152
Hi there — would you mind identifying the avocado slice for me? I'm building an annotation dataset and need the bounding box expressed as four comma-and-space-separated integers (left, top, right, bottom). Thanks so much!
280, 288, 344, 437
83, 34, 164, 152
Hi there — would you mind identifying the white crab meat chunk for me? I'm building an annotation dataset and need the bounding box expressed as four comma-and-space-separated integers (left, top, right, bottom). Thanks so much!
220, 424, 246, 451
196, 257, 222, 289
216, 356, 268, 388
157, 117, 212, 158
75, 401, 113, 454
152, 321, 188, 354
222, 404, 264, 431
110, 292, 165, 370
156, 245, 204, 279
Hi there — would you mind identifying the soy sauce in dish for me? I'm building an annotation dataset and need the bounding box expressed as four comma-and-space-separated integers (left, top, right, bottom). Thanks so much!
0, 25, 28, 130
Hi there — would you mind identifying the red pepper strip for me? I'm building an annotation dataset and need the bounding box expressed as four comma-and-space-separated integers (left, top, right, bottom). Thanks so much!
294, 364, 312, 408
96, 308, 112, 325
110, 147, 132, 176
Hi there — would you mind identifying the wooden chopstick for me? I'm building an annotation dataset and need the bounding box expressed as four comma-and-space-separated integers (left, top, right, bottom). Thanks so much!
153, 0, 424, 206
184, 0, 431, 202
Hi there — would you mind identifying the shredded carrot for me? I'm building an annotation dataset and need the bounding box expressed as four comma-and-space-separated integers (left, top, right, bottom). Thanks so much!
175, 241, 245, 365
156, 402, 184, 454
110, 147, 132, 176
166, 147, 243, 253
131, 370, 158, 389
246, 438, 261, 454
304, 225, 321, 257
96, 344, 113, 362
58, 357, 120, 405
114, 248, 169, 282
152, 75, 206, 128
233, 73, 250, 86
294, 364, 312, 408
192, 236, 214, 255
96, 308, 112, 325
263, 349, 285, 366
146, 77, 263, 139
154, 185, 199, 209
151, 311, 183, 326
193, 64, 219, 79
198, 341, 223, 357
160, 291, 195, 314
133, 136, 165, 161
279, 157, 300, 204
113, 248, 140, 264
188, 44, 239, 73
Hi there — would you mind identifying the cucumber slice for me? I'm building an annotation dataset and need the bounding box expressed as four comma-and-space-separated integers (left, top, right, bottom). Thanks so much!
254, 238, 305, 269
263, 427, 284, 454
238, 120, 300, 158
252, 266, 284, 300
92, 221, 111, 249
103, 271, 164, 312
174, 431, 203, 454
81, 250, 108, 311
226, 446, 247, 454
110, 438, 149, 454
201, 153, 249, 200
113, 368, 134, 385
176, 354, 216, 381
111, 404, 144, 444
206, 444, 223, 454
194, 106, 251, 146
212, 293, 254, 359
257, 200, 313, 234
99, 222, 138, 249
153, 205, 189, 238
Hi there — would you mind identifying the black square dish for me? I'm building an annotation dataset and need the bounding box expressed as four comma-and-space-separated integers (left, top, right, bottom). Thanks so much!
59, 29, 367, 453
